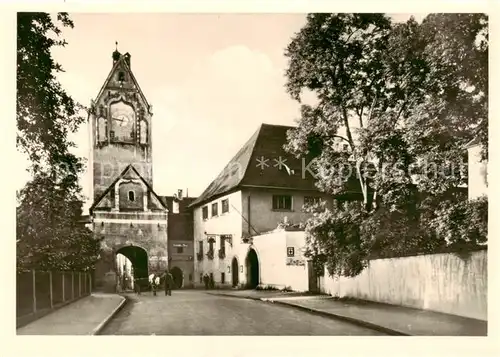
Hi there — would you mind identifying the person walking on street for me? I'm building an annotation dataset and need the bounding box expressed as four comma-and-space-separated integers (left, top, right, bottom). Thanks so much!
203, 274, 209, 290
149, 273, 158, 296
134, 278, 141, 295
164, 270, 174, 296
209, 274, 215, 289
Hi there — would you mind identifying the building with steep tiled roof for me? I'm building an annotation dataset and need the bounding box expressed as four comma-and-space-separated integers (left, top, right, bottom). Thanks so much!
191, 123, 335, 289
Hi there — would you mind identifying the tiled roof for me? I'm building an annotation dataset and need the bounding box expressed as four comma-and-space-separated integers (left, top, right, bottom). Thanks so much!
189, 123, 319, 208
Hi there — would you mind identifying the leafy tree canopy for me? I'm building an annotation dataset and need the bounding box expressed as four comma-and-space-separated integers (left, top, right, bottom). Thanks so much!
284, 13, 488, 276
16, 12, 100, 272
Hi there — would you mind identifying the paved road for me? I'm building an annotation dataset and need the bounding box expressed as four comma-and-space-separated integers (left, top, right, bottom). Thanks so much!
100, 290, 385, 335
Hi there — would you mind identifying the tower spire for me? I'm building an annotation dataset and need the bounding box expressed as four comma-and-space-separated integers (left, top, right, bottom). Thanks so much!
112, 42, 121, 64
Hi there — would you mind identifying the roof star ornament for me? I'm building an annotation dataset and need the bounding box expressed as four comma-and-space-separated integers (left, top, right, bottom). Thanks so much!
273, 156, 287, 169
256, 156, 269, 170
274, 156, 294, 175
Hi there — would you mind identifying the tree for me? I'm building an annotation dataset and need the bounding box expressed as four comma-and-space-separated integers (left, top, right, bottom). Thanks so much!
16, 172, 102, 272
17, 12, 86, 174
284, 13, 488, 277
16, 12, 100, 272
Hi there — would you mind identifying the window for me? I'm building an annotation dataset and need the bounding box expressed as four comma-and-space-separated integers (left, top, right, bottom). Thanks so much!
343, 144, 349, 152
128, 191, 135, 202
118, 71, 125, 82
189, 274, 193, 282
110, 130, 115, 140
212, 202, 218, 216
198, 241, 203, 255
221, 199, 229, 213
272, 195, 292, 211
219, 237, 226, 259
176, 246, 184, 254
202, 206, 208, 220
304, 196, 322, 206
221, 272, 225, 284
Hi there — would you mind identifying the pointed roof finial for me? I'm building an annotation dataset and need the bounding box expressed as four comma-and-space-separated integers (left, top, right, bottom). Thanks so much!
112, 42, 121, 63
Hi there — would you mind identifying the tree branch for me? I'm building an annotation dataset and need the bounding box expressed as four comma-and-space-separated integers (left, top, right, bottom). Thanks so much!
359, 107, 364, 128
342, 104, 369, 210
367, 93, 378, 123
331, 134, 351, 144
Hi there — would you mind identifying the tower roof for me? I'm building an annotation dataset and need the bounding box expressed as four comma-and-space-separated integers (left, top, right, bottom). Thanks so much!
93, 48, 150, 110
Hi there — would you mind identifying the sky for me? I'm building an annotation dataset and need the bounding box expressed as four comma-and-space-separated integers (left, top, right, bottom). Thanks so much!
15, 13, 427, 212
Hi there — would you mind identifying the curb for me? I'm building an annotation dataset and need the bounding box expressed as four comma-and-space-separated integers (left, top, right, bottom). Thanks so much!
90, 296, 127, 335
269, 300, 410, 336
209, 292, 409, 336
206, 292, 263, 301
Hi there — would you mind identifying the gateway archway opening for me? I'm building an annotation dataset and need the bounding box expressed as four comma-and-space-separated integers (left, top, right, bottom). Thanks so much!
245, 249, 259, 289
231, 257, 239, 287
170, 266, 183, 289
115, 246, 148, 291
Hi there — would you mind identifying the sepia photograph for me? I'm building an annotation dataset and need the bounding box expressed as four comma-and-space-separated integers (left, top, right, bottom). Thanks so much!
14, 11, 488, 339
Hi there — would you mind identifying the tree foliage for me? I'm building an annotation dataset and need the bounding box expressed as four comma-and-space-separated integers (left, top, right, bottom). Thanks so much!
16, 12, 100, 272
285, 13, 488, 277
16, 174, 102, 272
17, 12, 86, 173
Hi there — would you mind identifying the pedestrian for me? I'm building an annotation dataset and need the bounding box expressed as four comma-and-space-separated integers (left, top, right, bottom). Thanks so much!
154, 275, 160, 296
135, 279, 141, 295
209, 274, 215, 289
164, 270, 173, 296
203, 274, 209, 290
149, 273, 158, 296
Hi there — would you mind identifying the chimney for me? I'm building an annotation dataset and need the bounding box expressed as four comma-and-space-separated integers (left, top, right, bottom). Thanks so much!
177, 189, 183, 200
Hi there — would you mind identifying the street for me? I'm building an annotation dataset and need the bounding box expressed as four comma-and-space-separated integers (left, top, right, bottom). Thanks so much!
100, 290, 386, 335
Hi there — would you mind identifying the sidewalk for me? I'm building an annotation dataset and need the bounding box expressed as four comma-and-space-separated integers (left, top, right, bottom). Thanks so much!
17, 293, 126, 335
210, 290, 487, 336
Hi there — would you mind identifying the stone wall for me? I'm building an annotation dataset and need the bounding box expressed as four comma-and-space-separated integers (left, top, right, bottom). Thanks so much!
320, 249, 487, 320
253, 230, 309, 292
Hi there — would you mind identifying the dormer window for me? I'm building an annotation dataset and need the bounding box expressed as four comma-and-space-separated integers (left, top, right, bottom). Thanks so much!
128, 191, 135, 202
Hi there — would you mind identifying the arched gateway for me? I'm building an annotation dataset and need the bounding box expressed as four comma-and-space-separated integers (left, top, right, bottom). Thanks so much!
231, 257, 239, 287
245, 248, 259, 289
170, 266, 183, 288
115, 245, 148, 290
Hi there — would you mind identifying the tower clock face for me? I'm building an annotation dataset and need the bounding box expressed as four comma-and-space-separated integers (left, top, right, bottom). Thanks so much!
110, 101, 135, 142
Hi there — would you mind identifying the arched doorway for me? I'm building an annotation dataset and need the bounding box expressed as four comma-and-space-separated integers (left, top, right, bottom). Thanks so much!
245, 248, 259, 289
170, 266, 183, 289
231, 257, 239, 287
115, 246, 148, 291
